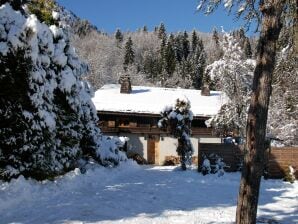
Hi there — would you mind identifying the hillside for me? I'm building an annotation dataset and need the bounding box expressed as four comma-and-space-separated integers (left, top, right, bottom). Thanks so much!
56, 1, 297, 146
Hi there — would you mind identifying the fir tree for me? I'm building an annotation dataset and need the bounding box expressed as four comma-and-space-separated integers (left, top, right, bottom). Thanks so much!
0, 2, 125, 181
123, 37, 135, 71
191, 30, 198, 52
182, 31, 190, 60
142, 25, 148, 32
163, 34, 176, 76
115, 28, 123, 43
158, 35, 167, 82
158, 97, 194, 170
143, 52, 161, 81
212, 28, 220, 45
158, 22, 166, 40
174, 33, 184, 63
211, 28, 223, 61
243, 38, 252, 58
233, 28, 252, 59
191, 39, 206, 89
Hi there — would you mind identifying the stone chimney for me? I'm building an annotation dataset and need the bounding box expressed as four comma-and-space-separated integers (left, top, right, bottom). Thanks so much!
201, 84, 210, 96
119, 74, 132, 94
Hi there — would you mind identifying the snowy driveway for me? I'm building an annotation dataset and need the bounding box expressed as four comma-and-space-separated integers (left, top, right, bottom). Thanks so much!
0, 162, 297, 224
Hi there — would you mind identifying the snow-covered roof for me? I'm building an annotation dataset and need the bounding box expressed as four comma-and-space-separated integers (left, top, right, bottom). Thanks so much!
92, 84, 225, 117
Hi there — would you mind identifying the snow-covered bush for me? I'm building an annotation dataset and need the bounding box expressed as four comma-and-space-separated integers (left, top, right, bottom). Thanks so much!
213, 155, 226, 177
201, 155, 211, 175
283, 166, 296, 184
0, 2, 125, 181
98, 136, 128, 167
158, 96, 194, 170
200, 153, 226, 176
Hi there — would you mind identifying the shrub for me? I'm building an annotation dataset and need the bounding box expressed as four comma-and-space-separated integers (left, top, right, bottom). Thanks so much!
283, 166, 296, 183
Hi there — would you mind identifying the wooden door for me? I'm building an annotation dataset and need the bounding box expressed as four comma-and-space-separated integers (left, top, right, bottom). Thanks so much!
147, 136, 160, 165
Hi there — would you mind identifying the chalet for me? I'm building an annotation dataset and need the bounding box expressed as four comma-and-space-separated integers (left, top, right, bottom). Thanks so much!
92, 78, 225, 165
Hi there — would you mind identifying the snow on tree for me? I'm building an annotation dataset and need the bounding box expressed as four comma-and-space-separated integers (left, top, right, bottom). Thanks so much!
158, 96, 194, 170
232, 28, 252, 59
69, 18, 220, 90
200, 153, 226, 176
267, 8, 298, 147
205, 32, 255, 137
201, 155, 211, 175
0, 2, 125, 181
268, 46, 297, 146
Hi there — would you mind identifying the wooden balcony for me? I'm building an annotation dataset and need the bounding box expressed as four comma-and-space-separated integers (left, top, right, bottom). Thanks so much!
100, 125, 213, 137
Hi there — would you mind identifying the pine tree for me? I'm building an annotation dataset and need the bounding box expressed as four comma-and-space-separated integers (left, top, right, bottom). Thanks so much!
244, 38, 252, 58
211, 28, 223, 61
142, 25, 148, 32
233, 28, 252, 59
143, 51, 161, 81
191, 30, 198, 52
191, 39, 206, 89
182, 31, 190, 60
163, 34, 176, 76
115, 28, 123, 43
123, 37, 135, 71
174, 33, 184, 63
158, 22, 166, 40
158, 35, 167, 83
212, 28, 220, 45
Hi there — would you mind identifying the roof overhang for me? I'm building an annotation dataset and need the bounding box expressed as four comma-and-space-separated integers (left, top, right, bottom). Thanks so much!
97, 110, 211, 120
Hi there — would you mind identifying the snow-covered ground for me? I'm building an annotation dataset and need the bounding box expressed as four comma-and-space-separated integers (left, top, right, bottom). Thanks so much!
0, 162, 297, 224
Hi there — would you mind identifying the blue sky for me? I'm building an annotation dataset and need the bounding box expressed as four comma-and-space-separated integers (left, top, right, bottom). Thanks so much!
57, 0, 250, 35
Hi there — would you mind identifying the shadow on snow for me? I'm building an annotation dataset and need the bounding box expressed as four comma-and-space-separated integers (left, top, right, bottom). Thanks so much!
0, 166, 296, 224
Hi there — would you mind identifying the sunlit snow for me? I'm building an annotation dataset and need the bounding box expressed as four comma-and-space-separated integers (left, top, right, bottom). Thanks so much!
92, 85, 225, 117
0, 163, 297, 224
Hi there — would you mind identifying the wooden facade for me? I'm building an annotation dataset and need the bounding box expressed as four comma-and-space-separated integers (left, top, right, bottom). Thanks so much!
98, 111, 213, 137
97, 111, 215, 165
147, 135, 160, 165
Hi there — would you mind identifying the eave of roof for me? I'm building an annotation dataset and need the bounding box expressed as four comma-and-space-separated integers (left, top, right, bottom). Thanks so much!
97, 110, 211, 120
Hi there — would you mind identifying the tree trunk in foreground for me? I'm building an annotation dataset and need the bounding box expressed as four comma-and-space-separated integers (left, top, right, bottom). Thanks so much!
236, 1, 286, 223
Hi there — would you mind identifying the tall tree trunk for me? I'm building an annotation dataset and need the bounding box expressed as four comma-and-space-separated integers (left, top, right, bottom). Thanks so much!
236, 1, 286, 223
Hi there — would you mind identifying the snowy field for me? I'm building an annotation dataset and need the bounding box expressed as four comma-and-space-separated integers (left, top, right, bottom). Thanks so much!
0, 162, 297, 224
